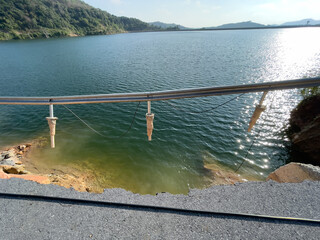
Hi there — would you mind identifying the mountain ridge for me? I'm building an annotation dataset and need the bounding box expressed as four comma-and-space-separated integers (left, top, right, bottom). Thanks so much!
149, 21, 188, 30
1, 2, 319, 42
148, 19, 320, 30
281, 18, 320, 26
0, 0, 158, 40
214, 21, 265, 29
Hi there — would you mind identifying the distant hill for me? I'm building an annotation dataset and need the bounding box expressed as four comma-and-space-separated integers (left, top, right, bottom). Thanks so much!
213, 21, 265, 29
281, 19, 320, 26
0, 0, 158, 40
149, 21, 188, 30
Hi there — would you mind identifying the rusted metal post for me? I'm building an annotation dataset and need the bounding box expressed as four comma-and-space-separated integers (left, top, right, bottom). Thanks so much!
248, 91, 268, 132
46, 104, 58, 148
146, 101, 154, 141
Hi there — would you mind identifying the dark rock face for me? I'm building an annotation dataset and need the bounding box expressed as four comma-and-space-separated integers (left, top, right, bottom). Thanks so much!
289, 95, 320, 165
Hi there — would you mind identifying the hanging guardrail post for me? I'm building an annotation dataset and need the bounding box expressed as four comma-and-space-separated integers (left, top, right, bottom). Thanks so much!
0, 78, 319, 146
248, 91, 268, 132
46, 102, 58, 148
146, 101, 155, 141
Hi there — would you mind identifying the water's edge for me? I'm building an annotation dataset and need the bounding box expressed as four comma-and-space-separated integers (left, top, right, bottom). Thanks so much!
0, 139, 261, 194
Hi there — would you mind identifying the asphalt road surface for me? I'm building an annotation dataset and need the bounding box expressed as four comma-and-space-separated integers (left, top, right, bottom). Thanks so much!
0, 179, 319, 239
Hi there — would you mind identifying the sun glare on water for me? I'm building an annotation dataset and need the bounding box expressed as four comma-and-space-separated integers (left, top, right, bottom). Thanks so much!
275, 28, 320, 78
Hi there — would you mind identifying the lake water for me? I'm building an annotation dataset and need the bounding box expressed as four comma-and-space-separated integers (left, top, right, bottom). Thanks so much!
0, 28, 320, 194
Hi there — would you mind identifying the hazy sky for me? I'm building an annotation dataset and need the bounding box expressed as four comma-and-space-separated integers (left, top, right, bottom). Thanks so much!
83, 0, 320, 28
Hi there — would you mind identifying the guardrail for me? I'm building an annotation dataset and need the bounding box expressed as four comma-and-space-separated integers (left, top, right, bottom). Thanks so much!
0, 77, 319, 105
1, 77, 319, 148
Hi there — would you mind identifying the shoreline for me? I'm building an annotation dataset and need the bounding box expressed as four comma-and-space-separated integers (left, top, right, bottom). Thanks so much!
0, 139, 105, 193
0, 140, 259, 194
2, 25, 320, 42
1, 139, 319, 195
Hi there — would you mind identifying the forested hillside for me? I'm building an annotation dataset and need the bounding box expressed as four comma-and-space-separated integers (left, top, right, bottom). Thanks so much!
0, 0, 158, 40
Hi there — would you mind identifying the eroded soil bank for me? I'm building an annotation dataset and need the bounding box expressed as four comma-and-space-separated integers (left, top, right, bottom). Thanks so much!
0, 138, 258, 194
0, 138, 105, 193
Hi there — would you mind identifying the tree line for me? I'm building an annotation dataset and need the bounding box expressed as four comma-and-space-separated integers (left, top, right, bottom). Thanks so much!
0, 0, 160, 40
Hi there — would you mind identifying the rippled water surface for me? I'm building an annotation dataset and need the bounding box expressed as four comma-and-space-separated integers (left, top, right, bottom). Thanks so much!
1, 28, 320, 194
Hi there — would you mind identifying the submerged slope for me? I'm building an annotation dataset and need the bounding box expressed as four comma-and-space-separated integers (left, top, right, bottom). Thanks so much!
0, 0, 156, 40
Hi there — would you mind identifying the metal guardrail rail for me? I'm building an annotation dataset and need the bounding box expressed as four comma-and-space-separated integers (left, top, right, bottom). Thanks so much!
0, 77, 319, 105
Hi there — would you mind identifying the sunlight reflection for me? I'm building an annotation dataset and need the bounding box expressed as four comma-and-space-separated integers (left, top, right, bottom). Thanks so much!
275, 28, 320, 78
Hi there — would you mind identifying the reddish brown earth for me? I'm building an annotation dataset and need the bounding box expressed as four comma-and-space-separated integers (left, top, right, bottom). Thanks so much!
0, 140, 104, 193
204, 160, 259, 186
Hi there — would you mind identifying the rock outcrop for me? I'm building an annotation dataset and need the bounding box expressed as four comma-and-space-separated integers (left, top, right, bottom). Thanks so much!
0, 144, 51, 184
0, 145, 30, 174
0, 142, 103, 193
267, 162, 320, 183
289, 95, 320, 165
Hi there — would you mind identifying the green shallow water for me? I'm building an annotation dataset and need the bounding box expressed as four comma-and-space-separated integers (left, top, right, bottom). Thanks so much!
0, 28, 320, 194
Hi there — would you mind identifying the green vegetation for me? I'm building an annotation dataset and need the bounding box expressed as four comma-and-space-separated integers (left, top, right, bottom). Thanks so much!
0, 0, 159, 40
300, 86, 320, 99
